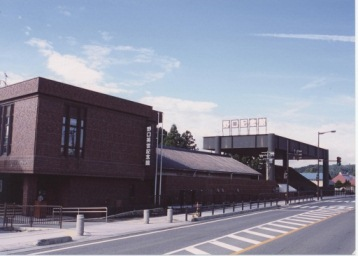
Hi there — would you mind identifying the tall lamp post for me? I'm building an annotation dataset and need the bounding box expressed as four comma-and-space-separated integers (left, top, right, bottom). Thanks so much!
317, 130, 336, 200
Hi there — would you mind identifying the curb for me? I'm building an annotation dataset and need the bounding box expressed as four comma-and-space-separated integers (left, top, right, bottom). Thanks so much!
191, 205, 281, 222
35, 236, 73, 246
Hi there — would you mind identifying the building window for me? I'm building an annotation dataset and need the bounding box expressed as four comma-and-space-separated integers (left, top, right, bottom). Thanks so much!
61, 106, 86, 157
0, 104, 14, 156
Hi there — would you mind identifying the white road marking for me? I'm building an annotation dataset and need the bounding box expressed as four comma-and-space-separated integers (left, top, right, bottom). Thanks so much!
166, 205, 353, 255
210, 240, 242, 251
276, 220, 306, 226
294, 216, 321, 221
227, 234, 260, 245
301, 213, 330, 218
186, 246, 209, 255
267, 222, 297, 229
286, 217, 315, 223
259, 226, 287, 234
243, 230, 275, 238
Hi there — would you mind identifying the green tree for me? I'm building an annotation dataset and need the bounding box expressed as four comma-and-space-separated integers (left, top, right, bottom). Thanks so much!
232, 154, 261, 170
334, 180, 343, 188
180, 130, 197, 150
343, 180, 351, 188
164, 124, 182, 147
163, 124, 198, 150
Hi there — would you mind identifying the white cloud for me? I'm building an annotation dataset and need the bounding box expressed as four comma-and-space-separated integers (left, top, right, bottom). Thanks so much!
301, 77, 327, 90
140, 96, 220, 150
141, 96, 217, 113
26, 38, 180, 94
138, 95, 354, 165
46, 52, 103, 85
82, 45, 112, 69
268, 119, 355, 167
256, 33, 355, 43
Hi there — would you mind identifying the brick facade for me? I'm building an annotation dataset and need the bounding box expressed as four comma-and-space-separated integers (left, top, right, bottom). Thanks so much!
0, 77, 276, 212
0, 77, 159, 210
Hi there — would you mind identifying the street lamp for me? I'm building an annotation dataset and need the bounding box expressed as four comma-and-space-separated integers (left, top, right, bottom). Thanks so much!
317, 130, 336, 200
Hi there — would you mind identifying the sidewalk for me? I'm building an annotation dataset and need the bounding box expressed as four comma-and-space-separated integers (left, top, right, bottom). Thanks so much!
1, 197, 343, 254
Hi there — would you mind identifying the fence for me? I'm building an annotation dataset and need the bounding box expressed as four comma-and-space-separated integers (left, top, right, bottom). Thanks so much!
180, 193, 315, 221
53, 207, 108, 222
1, 203, 63, 228
1, 204, 108, 229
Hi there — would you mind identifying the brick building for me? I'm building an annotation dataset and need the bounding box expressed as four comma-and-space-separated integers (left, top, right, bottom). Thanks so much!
0, 77, 276, 212
0, 77, 160, 211
157, 147, 276, 206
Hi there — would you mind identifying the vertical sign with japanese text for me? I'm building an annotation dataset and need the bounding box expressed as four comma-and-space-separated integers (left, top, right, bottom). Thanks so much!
145, 126, 152, 166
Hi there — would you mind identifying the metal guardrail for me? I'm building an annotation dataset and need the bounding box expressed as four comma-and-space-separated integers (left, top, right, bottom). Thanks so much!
182, 194, 316, 221
53, 207, 108, 222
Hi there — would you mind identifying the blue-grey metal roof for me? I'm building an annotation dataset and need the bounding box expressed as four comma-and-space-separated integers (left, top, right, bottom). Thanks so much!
157, 147, 261, 176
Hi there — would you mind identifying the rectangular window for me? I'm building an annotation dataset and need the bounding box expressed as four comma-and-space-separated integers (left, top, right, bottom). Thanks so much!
61, 106, 86, 157
0, 104, 14, 156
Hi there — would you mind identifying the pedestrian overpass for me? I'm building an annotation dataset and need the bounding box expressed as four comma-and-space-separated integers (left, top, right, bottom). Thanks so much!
203, 133, 330, 190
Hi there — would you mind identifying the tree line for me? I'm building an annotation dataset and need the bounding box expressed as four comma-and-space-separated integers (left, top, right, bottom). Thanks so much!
158, 124, 197, 150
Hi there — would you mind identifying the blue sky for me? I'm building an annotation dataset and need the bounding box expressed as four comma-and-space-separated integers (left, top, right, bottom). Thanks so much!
0, 0, 355, 167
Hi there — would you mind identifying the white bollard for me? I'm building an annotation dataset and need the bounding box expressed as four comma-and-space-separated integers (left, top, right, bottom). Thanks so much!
143, 209, 150, 224
76, 214, 84, 236
167, 208, 173, 223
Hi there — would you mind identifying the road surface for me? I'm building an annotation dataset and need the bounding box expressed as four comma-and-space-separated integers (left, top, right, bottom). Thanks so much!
24, 197, 355, 255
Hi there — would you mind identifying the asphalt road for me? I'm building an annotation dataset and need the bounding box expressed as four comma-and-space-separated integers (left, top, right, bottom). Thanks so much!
25, 197, 355, 255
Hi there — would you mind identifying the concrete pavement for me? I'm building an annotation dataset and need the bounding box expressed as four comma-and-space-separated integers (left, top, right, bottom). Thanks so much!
1, 196, 343, 255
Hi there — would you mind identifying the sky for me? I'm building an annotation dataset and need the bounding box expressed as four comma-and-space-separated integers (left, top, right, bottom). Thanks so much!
0, 0, 355, 167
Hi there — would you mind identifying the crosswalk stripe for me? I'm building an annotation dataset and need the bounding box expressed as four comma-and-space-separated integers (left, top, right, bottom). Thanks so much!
259, 226, 287, 234
243, 230, 275, 238
267, 223, 296, 229
301, 213, 330, 218
276, 220, 306, 226
294, 215, 321, 221
185, 246, 209, 255
287, 218, 314, 223
227, 234, 261, 245
210, 240, 243, 251
167, 204, 353, 255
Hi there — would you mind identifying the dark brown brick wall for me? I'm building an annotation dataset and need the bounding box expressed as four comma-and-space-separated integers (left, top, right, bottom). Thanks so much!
161, 175, 276, 205
33, 93, 156, 178
0, 77, 159, 208
0, 96, 38, 173
0, 77, 158, 179
49, 176, 152, 211
0, 77, 274, 210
